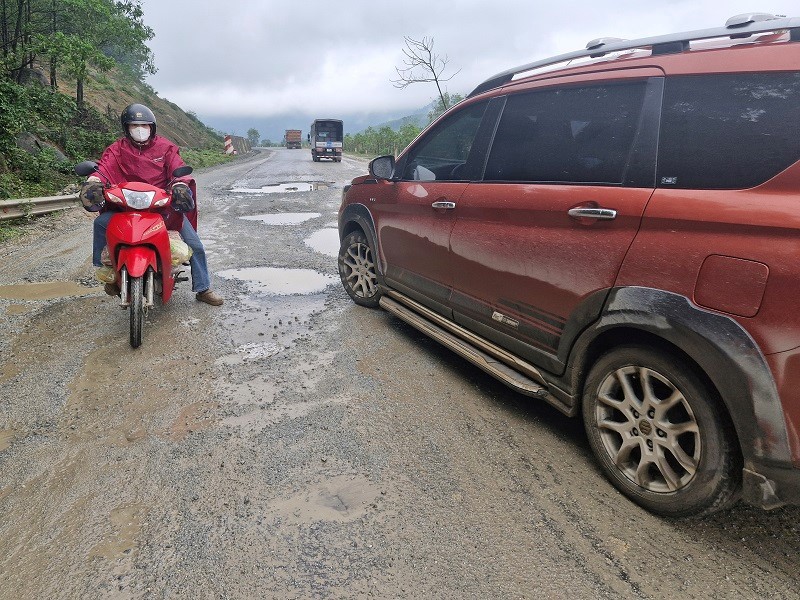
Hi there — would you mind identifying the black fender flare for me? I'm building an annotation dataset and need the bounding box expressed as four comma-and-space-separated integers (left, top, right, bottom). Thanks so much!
571, 286, 790, 466
338, 203, 384, 280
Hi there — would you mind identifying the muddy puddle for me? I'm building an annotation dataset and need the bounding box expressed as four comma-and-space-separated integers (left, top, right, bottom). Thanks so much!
304, 229, 339, 257
0, 429, 15, 451
267, 474, 381, 523
241, 212, 321, 225
232, 182, 329, 194
215, 294, 326, 370
0, 281, 101, 301
217, 266, 336, 296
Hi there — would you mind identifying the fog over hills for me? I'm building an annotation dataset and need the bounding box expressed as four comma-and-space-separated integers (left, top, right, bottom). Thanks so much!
200, 101, 434, 143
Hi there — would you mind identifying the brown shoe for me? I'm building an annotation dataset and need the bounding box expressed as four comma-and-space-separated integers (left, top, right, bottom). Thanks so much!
104, 282, 120, 297
196, 289, 224, 306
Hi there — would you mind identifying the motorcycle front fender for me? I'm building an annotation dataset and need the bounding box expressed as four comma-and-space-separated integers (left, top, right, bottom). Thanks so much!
117, 245, 158, 278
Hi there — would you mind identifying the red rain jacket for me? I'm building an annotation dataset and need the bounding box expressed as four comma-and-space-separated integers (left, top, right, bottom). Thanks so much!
94, 135, 197, 230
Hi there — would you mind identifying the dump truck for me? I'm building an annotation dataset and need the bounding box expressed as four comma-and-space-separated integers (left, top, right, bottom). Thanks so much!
284, 129, 302, 149
309, 119, 343, 162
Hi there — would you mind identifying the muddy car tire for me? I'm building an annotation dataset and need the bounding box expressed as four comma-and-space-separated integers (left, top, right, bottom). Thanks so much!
582, 345, 741, 517
338, 230, 381, 308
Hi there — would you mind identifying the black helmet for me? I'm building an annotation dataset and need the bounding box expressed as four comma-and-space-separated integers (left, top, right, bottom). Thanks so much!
121, 103, 156, 137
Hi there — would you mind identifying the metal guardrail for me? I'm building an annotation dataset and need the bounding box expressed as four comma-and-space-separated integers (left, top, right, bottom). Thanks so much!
0, 194, 79, 221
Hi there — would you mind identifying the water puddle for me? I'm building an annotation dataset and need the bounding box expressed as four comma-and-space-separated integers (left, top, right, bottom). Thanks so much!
5, 304, 31, 315
89, 504, 145, 560
241, 212, 321, 225
236, 341, 282, 360
0, 429, 15, 452
267, 474, 381, 524
167, 401, 218, 442
218, 267, 336, 296
304, 229, 340, 258
0, 281, 101, 301
222, 397, 344, 430
232, 182, 328, 194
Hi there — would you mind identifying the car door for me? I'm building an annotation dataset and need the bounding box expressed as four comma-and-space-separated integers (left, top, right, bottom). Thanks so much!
373, 100, 489, 314
449, 73, 662, 373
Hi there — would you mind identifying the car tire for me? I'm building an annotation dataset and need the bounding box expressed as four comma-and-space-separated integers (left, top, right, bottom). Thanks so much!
338, 230, 381, 308
582, 345, 741, 517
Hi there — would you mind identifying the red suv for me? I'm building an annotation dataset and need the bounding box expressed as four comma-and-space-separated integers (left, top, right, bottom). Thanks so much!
337, 13, 800, 517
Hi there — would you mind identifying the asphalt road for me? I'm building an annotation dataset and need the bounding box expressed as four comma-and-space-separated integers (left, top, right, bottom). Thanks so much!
0, 148, 798, 599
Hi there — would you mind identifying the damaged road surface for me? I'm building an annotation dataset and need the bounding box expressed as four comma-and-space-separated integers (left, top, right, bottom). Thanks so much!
1, 149, 798, 599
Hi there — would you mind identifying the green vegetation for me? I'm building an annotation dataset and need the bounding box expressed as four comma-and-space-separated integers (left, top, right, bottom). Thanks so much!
0, 0, 226, 201
180, 148, 234, 169
344, 123, 422, 158
344, 92, 464, 158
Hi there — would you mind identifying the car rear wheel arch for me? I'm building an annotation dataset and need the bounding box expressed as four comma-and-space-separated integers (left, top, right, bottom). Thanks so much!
567, 287, 788, 467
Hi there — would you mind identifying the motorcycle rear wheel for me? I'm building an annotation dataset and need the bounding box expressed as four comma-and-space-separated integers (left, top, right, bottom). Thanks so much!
130, 275, 143, 348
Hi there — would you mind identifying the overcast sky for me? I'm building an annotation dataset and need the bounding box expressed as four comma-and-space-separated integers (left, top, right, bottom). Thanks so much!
137, 1, 798, 135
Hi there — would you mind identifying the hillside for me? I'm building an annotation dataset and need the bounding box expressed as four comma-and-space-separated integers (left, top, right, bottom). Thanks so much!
58, 67, 221, 149
0, 65, 226, 201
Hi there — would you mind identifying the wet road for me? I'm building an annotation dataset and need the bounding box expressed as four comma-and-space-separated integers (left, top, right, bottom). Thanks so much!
0, 148, 798, 599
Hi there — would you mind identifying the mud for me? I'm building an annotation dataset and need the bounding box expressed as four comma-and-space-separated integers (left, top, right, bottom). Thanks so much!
0, 149, 798, 599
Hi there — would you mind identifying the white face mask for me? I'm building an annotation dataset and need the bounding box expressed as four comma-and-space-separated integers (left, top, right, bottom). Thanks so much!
129, 125, 151, 143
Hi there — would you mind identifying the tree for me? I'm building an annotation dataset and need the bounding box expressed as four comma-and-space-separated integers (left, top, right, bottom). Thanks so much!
246, 128, 259, 146
1, 0, 155, 89
55, 32, 112, 108
391, 36, 460, 113
427, 91, 463, 123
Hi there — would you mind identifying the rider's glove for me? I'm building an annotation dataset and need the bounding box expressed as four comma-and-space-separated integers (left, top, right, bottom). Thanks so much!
171, 182, 194, 212
79, 178, 105, 212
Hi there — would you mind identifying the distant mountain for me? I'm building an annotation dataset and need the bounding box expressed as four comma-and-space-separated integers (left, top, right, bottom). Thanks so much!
373, 100, 435, 132
199, 100, 438, 145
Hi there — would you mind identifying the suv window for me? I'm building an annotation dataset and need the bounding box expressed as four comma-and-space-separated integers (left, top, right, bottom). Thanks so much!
484, 81, 648, 184
401, 101, 488, 181
658, 73, 800, 189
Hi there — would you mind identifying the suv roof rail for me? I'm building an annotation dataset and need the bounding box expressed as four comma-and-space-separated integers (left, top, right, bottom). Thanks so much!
468, 14, 800, 98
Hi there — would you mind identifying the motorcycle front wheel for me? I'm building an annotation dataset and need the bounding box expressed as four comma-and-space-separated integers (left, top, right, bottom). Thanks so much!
130, 275, 143, 348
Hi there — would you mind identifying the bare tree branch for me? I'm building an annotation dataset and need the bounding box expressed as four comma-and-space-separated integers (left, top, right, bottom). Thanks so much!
390, 36, 461, 110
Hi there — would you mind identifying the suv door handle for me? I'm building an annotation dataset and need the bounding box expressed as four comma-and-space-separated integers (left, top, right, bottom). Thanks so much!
431, 201, 456, 210
568, 207, 617, 220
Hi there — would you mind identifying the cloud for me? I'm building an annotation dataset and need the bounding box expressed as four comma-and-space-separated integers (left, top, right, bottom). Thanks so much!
140, 0, 799, 123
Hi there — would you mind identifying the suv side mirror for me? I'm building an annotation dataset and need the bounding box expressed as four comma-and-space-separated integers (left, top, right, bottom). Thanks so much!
369, 155, 395, 180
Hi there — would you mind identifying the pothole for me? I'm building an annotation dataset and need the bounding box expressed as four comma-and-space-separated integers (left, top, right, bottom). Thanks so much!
267, 474, 381, 523
232, 182, 329, 194
241, 212, 321, 225
217, 267, 336, 295
304, 229, 339, 257
0, 281, 101, 301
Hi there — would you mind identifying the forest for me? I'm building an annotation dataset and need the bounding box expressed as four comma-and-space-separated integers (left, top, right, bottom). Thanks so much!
0, 0, 221, 200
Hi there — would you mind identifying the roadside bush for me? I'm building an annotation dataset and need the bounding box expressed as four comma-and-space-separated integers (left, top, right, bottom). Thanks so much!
180, 148, 234, 169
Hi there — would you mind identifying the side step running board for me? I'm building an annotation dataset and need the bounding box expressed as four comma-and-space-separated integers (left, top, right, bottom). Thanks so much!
379, 294, 549, 400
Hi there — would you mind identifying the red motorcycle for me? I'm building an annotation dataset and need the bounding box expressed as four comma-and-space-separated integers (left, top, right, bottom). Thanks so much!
75, 161, 193, 348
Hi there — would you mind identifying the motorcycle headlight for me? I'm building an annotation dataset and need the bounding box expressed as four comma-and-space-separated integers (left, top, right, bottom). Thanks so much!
122, 189, 156, 209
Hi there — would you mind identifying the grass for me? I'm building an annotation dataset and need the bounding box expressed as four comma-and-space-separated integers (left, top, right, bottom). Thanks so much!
0, 216, 34, 243
180, 148, 235, 169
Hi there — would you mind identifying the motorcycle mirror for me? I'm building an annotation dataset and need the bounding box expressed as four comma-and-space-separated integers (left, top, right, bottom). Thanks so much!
172, 166, 193, 178
74, 161, 98, 177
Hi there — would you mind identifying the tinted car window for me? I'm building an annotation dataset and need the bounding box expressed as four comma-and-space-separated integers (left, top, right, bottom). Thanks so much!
658, 73, 800, 189
401, 101, 488, 181
484, 81, 648, 184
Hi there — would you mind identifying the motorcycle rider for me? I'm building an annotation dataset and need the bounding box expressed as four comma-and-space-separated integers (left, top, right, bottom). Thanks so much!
80, 104, 223, 306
